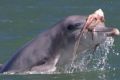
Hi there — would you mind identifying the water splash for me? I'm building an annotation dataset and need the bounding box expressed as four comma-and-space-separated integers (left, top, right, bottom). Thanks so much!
64, 37, 114, 73
2, 37, 115, 75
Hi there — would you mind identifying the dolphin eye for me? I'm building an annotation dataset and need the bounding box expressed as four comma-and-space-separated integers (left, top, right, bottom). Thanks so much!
74, 23, 82, 27
67, 23, 82, 31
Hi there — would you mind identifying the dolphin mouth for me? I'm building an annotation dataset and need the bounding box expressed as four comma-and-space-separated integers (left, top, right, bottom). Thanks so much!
93, 27, 120, 36
83, 9, 119, 37
107, 28, 120, 36
72, 9, 120, 62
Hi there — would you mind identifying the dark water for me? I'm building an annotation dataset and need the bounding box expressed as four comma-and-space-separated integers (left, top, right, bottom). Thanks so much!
0, 0, 120, 80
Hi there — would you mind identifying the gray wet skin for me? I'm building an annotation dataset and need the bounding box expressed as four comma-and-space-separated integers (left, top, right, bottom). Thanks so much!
0, 15, 119, 73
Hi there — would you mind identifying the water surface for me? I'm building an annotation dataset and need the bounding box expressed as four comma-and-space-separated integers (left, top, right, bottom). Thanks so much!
0, 0, 120, 80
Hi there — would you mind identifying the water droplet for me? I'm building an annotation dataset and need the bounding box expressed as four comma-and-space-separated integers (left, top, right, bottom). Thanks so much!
115, 53, 119, 56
